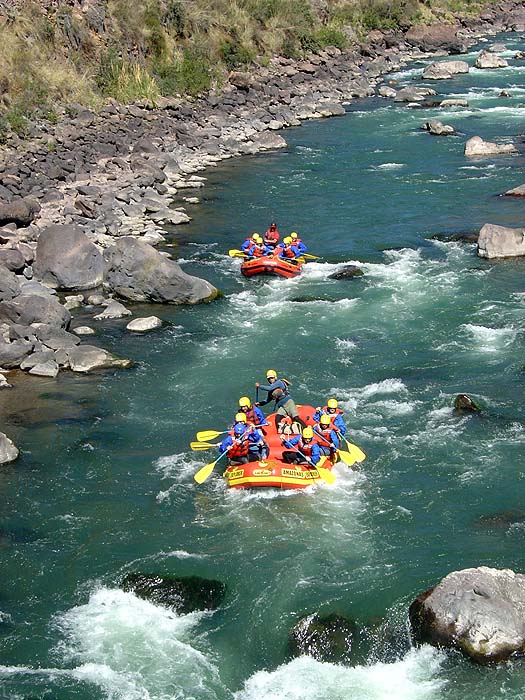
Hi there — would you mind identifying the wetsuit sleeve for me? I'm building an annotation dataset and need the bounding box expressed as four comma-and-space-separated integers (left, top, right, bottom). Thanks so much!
334, 415, 347, 435
282, 435, 300, 448
330, 431, 340, 449
313, 410, 322, 422
255, 407, 268, 425
219, 436, 232, 453
311, 443, 322, 464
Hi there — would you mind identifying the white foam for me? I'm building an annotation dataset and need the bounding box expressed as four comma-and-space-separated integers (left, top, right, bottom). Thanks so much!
360, 379, 408, 398
235, 646, 446, 700
461, 323, 517, 352
374, 163, 406, 170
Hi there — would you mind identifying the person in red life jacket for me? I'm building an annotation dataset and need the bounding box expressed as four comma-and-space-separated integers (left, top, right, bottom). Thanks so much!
252, 235, 269, 258
256, 369, 307, 432
237, 397, 269, 459
275, 236, 300, 261
218, 414, 261, 466
313, 398, 347, 435
290, 231, 307, 254
281, 426, 322, 465
313, 414, 340, 458
263, 222, 280, 248
241, 233, 259, 256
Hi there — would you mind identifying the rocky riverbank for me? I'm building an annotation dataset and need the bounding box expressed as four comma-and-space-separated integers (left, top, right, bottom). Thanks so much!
1, 1, 524, 461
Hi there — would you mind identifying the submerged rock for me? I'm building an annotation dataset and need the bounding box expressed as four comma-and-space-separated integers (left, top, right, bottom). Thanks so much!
453, 394, 481, 413
422, 60, 469, 80
328, 265, 364, 280
121, 573, 226, 614
421, 120, 455, 136
0, 432, 19, 464
475, 50, 508, 69
503, 184, 525, 197
409, 566, 525, 664
475, 511, 525, 531
66, 345, 132, 373
288, 612, 357, 664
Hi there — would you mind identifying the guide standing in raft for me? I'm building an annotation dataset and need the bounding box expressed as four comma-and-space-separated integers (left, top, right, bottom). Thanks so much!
255, 369, 307, 432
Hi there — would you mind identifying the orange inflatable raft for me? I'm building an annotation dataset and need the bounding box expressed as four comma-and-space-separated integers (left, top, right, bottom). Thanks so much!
223, 404, 335, 489
240, 255, 302, 279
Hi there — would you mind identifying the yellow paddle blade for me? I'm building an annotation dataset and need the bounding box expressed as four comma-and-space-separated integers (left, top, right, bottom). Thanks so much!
296, 256, 305, 264
317, 465, 336, 484
190, 441, 217, 451
196, 430, 223, 442
343, 440, 366, 463
337, 449, 357, 468
228, 249, 248, 258
194, 459, 218, 484
303, 253, 320, 260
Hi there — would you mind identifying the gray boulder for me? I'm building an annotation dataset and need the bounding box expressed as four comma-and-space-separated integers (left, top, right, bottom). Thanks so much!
93, 300, 132, 320
422, 120, 455, 135
409, 566, 525, 663
475, 50, 508, 69
503, 184, 525, 197
465, 136, 517, 156
328, 265, 364, 280
0, 198, 38, 228
66, 344, 132, 373
20, 350, 55, 370
0, 248, 25, 272
0, 339, 33, 368
29, 360, 59, 377
33, 326, 80, 350
0, 432, 19, 464
126, 316, 163, 332
0, 264, 21, 301
422, 60, 469, 80
405, 24, 467, 54
104, 237, 218, 304
0, 294, 70, 328
33, 224, 104, 291
477, 223, 525, 259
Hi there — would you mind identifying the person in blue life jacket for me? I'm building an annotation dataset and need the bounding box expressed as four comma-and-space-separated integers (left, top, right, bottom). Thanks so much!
274, 236, 300, 261
237, 398, 269, 459
313, 398, 347, 435
290, 232, 307, 254
218, 414, 262, 466
255, 369, 307, 432
313, 414, 340, 458
241, 233, 259, 256
281, 426, 322, 466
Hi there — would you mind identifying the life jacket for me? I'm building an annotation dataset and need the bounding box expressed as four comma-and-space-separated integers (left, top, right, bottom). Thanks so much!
253, 243, 266, 258
281, 245, 295, 259
297, 440, 315, 458
315, 426, 334, 447
241, 407, 259, 425
227, 433, 249, 458
264, 229, 280, 246
321, 408, 343, 430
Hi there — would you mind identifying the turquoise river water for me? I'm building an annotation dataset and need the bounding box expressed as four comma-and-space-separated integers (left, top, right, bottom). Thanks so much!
1, 32, 525, 700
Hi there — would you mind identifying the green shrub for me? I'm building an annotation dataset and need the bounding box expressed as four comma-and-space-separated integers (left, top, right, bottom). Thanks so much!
156, 47, 214, 96
315, 26, 347, 50
220, 39, 254, 69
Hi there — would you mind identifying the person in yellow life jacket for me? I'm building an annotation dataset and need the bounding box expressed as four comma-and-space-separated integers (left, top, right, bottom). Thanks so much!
313, 398, 347, 435
281, 426, 322, 465
290, 232, 307, 254
313, 414, 340, 458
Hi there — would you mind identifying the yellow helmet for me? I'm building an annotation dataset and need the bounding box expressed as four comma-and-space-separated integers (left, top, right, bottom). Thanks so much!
320, 414, 331, 426
327, 398, 338, 409
254, 234, 262, 242
238, 396, 251, 408
290, 232, 298, 239
283, 236, 292, 245
302, 426, 314, 439
266, 369, 277, 379
235, 412, 247, 423
252, 232, 259, 238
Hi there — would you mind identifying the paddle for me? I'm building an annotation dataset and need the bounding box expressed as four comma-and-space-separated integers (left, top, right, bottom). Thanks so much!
302, 253, 320, 260
337, 432, 366, 463
228, 249, 249, 258
196, 424, 266, 443
190, 441, 219, 451
313, 429, 357, 468
292, 447, 336, 485
194, 449, 229, 484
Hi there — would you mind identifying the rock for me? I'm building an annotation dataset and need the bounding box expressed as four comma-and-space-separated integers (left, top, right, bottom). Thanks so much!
409, 566, 525, 664
465, 136, 517, 157
0, 264, 21, 301
477, 223, 525, 259
475, 50, 508, 69
0, 198, 37, 227
378, 85, 397, 98
126, 316, 163, 332
328, 265, 364, 280
120, 573, 226, 614
405, 25, 467, 54
422, 120, 455, 135
86, 294, 105, 305
66, 344, 132, 373
394, 87, 431, 103
0, 248, 25, 272
33, 224, 104, 290
20, 350, 55, 370
453, 394, 481, 413
440, 98, 469, 108
288, 613, 357, 664
0, 432, 18, 464
0, 294, 70, 328
71, 326, 95, 336
64, 294, 84, 310
29, 360, 59, 377
93, 300, 132, 320
0, 372, 12, 388
33, 326, 80, 350
0, 339, 33, 368
104, 237, 218, 304
422, 60, 469, 80
503, 184, 525, 197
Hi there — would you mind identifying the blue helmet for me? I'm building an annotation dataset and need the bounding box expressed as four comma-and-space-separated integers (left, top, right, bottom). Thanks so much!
234, 424, 245, 437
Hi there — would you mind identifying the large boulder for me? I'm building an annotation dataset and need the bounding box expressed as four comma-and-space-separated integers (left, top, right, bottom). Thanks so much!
409, 567, 525, 664
121, 573, 226, 614
66, 344, 132, 372
405, 25, 467, 54
421, 120, 455, 135
33, 224, 104, 291
503, 184, 525, 197
475, 50, 508, 69
288, 613, 358, 664
453, 394, 481, 413
477, 223, 525, 259
0, 198, 39, 227
0, 339, 33, 368
0, 294, 70, 328
465, 136, 517, 157
0, 248, 25, 272
422, 60, 469, 80
0, 432, 19, 464
0, 264, 21, 301
104, 237, 218, 304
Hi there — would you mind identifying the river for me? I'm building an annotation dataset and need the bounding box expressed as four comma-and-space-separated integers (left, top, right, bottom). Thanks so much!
1, 32, 524, 700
